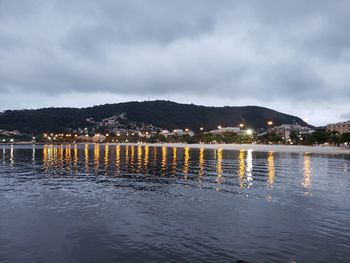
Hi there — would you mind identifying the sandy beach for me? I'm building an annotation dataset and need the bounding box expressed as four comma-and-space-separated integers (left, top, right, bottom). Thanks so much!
119, 143, 350, 155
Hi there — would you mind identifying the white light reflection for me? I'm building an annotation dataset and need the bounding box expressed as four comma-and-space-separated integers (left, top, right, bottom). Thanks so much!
246, 149, 253, 188
2, 146, 5, 164
32, 144, 36, 165
10, 144, 14, 166
267, 151, 275, 187
303, 153, 311, 190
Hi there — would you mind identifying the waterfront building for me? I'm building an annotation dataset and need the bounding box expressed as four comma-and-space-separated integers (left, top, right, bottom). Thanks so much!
0, 129, 21, 136
171, 129, 194, 137
76, 135, 91, 142
210, 127, 240, 134
161, 130, 170, 138
92, 134, 107, 143
210, 126, 249, 136
269, 124, 315, 140
327, 121, 350, 135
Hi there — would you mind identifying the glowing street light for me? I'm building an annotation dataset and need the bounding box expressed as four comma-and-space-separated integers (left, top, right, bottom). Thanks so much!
217, 125, 222, 130
239, 123, 244, 129
246, 129, 253, 136
185, 128, 189, 132
200, 127, 204, 131
267, 121, 273, 126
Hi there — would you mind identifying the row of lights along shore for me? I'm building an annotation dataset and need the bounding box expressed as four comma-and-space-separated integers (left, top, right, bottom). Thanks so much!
39, 121, 274, 139
1, 121, 275, 143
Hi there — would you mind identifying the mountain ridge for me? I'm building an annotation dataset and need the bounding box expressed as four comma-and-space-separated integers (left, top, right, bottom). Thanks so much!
0, 100, 308, 134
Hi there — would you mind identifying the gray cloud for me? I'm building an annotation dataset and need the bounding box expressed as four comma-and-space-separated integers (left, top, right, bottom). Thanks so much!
0, 0, 350, 124
341, 113, 350, 120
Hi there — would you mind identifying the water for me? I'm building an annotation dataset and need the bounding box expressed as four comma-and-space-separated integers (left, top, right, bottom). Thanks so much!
0, 144, 350, 263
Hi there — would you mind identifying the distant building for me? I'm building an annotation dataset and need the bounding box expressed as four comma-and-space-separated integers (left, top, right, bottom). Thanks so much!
138, 132, 151, 138
269, 124, 315, 140
160, 130, 170, 137
172, 129, 184, 135
327, 121, 350, 135
92, 134, 107, 143
171, 129, 194, 137
209, 126, 252, 136
0, 129, 21, 136
210, 127, 240, 134
76, 135, 91, 142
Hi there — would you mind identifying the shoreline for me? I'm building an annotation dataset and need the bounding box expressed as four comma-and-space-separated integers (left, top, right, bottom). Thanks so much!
2, 142, 349, 155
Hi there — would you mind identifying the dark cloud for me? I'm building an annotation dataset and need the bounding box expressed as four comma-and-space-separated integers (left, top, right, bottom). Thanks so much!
0, 0, 350, 124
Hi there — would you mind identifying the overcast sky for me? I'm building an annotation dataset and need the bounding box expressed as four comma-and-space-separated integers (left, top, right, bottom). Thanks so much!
1, 0, 349, 125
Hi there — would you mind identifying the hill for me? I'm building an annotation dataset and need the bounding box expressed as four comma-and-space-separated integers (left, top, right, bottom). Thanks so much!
0, 100, 308, 135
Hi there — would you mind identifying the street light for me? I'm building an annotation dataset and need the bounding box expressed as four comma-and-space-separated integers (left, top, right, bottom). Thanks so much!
246, 129, 253, 135
239, 123, 244, 129
217, 125, 222, 130
200, 127, 204, 131
185, 128, 189, 132
267, 121, 273, 126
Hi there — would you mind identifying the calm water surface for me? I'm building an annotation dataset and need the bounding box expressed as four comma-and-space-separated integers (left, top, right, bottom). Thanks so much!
0, 144, 350, 263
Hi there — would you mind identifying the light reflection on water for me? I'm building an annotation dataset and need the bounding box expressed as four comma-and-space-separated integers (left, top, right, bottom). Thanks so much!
1, 144, 350, 263
31, 143, 350, 198
303, 153, 311, 189
268, 151, 275, 187
3, 143, 349, 194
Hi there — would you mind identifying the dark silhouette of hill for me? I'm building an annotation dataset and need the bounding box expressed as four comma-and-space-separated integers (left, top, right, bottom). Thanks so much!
0, 100, 307, 134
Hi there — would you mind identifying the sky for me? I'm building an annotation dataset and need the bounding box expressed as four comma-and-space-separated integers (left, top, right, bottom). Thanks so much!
0, 0, 350, 126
